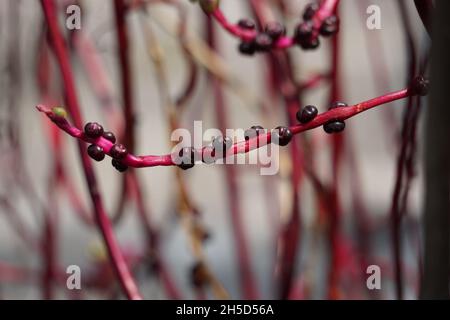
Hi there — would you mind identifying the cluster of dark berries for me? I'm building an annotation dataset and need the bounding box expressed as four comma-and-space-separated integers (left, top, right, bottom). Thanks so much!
238, 19, 286, 55
244, 125, 293, 147
323, 101, 347, 134
176, 136, 233, 170
84, 122, 129, 172
294, 2, 339, 49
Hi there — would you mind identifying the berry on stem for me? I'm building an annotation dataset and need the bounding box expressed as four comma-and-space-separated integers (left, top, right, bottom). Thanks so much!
102, 131, 116, 143
297, 105, 318, 124
202, 146, 216, 164
84, 122, 104, 139
112, 159, 128, 172
87, 144, 105, 162
254, 33, 273, 52
238, 41, 256, 56
410, 76, 430, 96
323, 101, 347, 134
178, 147, 196, 170
238, 19, 256, 30
294, 21, 319, 49
303, 2, 320, 21
272, 126, 293, 146
320, 16, 339, 36
295, 22, 313, 41
307, 38, 320, 49
212, 136, 233, 156
264, 22, 286, 40
323, 121, 346, 134
244, 125, 265, 140
110, 143, 128, 160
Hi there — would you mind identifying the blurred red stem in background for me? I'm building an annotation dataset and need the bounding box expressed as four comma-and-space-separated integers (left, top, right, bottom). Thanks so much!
40, 0, 142, 300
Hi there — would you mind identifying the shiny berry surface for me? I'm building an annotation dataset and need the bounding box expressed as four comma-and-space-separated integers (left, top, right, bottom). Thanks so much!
297, 105, 318, 124
102, 131, 116, 143
110, 143, 128, 160
84, 122, 104, 139
272, 126, 293, 146
87, 144, 105, 162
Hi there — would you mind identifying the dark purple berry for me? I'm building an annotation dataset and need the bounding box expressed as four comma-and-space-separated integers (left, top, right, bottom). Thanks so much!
110, 143, 128, 160
411, 76, 430, 96
303, 2, 319, 21
294, 21, 317, 48
238, 18, 256, 30
112, 159, 128, 172
323, 120, 346, 134
297, 105, 318, 124
102, 131, 116, 143
320, 15, 339, 36
178, 147, 196, 170
254, 33, 273, 51
238, 41, 256, 55
264, 22, 286, 40
212, 136, 233, 158
272, 126, 293, 146
202, 146, 216, 164
244, 125, 265, 140
87, 144, 105, 162
304, 37, 320, 50
295, 22, 313, 42
84, 122, 104, 138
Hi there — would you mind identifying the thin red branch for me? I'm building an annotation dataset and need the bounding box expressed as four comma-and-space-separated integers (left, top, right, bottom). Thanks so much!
40, 0, 142, 300
37, 87, 413, 169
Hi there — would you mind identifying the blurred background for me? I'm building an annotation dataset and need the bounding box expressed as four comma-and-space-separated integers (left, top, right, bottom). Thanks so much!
0, 0, 430, 299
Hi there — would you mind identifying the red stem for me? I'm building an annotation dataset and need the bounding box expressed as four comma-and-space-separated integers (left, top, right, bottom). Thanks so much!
327, 18, 344, 300
37, 87, 413, 170
40, 0, 142, 300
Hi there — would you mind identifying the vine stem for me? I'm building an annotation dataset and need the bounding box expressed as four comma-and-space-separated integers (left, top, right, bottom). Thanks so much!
37, 87, 412, 169
40, 0, 142, 300
209, 0, 338, 49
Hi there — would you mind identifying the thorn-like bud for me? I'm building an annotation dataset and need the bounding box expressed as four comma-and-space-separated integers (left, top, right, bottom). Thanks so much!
199, 0, 220, 14
52, 106, 68, 118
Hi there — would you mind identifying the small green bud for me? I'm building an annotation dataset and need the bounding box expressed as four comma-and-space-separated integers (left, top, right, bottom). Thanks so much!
52, 106, 68, 118
199, 0, 220, 14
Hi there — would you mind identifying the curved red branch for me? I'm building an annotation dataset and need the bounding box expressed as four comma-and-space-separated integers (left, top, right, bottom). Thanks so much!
37, 87, 412, 169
